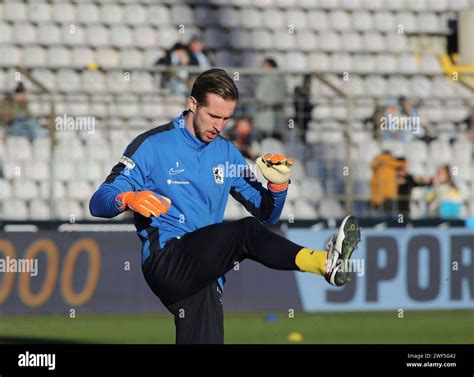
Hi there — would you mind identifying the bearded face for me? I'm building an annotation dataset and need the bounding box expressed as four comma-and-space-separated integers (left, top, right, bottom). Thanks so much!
188, 94, 236, 144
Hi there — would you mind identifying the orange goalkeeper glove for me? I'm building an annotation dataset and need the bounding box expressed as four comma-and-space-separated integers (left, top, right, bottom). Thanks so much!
115, 191, 171, 218
255, 154, 294, 192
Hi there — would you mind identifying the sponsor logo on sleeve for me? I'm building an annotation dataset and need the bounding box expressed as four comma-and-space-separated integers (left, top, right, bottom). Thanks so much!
120, 156, 135, 169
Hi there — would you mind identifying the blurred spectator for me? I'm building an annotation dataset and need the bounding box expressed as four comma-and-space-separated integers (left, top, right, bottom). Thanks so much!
379, 98, 422, 143
396, 158, 431, 218
226, 116, 258, 160
381, 100, 403, 142
187, 35, 213, 69
254, 57, 288, 140
426, 165, 462, 219
293, 74, 314, 143
155, 43, 191, 96
398, 96, 420, 120
0, 83, 46, 140
398, 96, 420, 141
370, 150, 407, 214
370, 105, 386, 143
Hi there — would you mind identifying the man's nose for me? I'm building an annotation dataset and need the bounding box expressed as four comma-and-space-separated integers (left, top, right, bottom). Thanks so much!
214, 120, 225, 132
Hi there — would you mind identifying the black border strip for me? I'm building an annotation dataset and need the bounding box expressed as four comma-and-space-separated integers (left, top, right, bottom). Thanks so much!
0, 344, 472, 377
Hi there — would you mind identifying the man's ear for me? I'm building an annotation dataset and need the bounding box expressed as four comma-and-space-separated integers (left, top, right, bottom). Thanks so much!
188, 96, 197, 114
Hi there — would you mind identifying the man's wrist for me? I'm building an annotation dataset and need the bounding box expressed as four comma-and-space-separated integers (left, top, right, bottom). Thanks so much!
115, 192, 130, 211
268, 181, 289, 192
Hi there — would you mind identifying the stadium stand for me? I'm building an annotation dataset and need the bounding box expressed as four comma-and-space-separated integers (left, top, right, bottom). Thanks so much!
0, 0, 473, 221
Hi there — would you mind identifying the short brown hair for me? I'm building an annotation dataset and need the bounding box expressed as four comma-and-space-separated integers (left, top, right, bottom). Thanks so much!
190, 68, 239, 105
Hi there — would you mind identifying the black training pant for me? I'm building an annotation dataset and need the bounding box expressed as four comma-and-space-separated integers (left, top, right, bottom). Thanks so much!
141, 217, 302, 344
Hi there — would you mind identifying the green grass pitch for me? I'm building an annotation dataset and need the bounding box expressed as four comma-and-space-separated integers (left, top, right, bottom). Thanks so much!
0, 310, 472, 344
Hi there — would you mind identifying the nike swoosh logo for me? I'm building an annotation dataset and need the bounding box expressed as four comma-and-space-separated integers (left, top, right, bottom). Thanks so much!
169, 168, 185, 175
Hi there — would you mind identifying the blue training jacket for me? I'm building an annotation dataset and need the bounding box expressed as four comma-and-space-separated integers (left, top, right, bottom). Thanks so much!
89, 111, 288, 267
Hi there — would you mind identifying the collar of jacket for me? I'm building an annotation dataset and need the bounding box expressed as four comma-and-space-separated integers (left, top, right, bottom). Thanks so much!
173, 110, 209, 151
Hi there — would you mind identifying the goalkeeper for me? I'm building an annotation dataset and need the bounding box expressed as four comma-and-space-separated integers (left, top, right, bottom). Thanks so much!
89, 68, 360, 344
